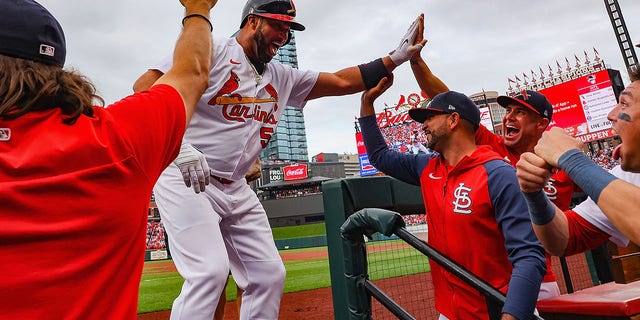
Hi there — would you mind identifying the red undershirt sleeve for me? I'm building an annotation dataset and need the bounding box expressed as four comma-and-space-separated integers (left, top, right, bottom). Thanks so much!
564, 209, 612, 256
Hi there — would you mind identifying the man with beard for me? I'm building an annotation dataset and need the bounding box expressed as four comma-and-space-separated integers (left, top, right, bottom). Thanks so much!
133, 1, 426, 319
408, 49, 573, 300
516, 66, 640, 255
359, 76, 545, 320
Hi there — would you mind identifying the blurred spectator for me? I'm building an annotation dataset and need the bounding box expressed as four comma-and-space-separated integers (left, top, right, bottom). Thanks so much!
379, 121, 430, 154
402, 214, 428, 226
261, 185, 322, 200
587, 147, 619, 171
146, 221, 166, 250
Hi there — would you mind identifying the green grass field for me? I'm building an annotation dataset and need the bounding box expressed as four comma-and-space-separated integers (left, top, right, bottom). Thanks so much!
138, 225, 430, 314
138, 225, 326, 313
271, 222, 326, 240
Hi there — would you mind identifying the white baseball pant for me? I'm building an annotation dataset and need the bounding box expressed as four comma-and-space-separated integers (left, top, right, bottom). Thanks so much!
154, 165, 286, 320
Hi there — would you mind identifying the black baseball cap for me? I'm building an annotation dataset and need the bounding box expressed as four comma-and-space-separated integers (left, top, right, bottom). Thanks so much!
408, 91, 481, 129
0, 0, 66, 67
497, 90, 553, 120
241, 0, 305, 31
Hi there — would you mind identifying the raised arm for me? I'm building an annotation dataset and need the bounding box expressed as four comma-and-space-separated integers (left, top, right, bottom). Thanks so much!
407, 14, 449, 99
305, 14, 426, 101
358, 76, 427, 186
410, 55, 449, 99
360, 76, 393, 117
129, 0, 217, 194
145, 0, 216, 127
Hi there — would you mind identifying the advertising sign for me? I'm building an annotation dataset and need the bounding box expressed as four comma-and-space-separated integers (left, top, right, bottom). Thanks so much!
539, 69, 618, 142
283, 163, 308, 181
358, 154, 378, 177
269, 168, 283, 182
478, 106, 494, 132
355, 132, 378, 176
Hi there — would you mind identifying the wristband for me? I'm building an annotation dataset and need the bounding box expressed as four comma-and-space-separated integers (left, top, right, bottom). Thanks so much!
523, 190, 556, 225
558, 149, 617, 203
358, 58, 390, 90
182, 14, 213, 32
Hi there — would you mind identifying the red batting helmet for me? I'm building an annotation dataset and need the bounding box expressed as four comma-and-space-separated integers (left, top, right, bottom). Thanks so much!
240, 0, 305, 31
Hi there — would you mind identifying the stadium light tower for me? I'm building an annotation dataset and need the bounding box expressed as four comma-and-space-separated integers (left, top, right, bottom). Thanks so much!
604, 0, 638, 69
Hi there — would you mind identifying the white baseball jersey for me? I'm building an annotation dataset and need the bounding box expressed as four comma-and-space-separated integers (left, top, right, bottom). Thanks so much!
572, 165, 638, 247
155, 36, 319, 181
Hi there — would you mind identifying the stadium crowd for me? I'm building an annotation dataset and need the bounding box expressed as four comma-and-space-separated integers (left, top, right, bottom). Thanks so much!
378, 119, 619, 170
402, 214, 428, 226
259, 185, 322, 201
379, 120, 429, 154
146, 221, 166, 250
587, 147, 619, 170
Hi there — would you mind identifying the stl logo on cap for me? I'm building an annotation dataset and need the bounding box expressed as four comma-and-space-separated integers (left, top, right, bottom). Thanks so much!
518, 90, 530, 101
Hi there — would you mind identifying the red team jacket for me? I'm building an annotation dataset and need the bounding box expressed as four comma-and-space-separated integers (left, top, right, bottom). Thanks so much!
360, 116, 545, 320
475, 125, 577, 211
476, 125, 580, 282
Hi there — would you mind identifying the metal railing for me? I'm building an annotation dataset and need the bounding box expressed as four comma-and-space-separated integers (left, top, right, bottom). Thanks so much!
340, 208, 544, 320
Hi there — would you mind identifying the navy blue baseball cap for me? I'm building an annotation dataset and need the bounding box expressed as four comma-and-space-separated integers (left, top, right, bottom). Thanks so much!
408, 91, 481, 129
497, 90, 553, 120
0, 0, 66, 67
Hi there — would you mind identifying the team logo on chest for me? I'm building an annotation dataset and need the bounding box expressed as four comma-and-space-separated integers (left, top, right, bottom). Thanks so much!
207, 71, 282, 147
452, 182, 473, 214
543, 178, 558, 200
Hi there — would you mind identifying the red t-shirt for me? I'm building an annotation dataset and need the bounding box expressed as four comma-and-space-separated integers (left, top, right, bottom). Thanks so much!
0, 84, 184, 319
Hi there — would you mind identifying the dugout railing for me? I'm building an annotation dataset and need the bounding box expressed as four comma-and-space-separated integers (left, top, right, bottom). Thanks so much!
340, 208, 545, 320
323, 176, 425, 319
322, 176, 604, 320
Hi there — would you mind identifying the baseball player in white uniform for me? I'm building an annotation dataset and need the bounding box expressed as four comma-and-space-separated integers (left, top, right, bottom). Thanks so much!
408, 130, 431, 154
571, 166, 634, 247
133, 1, 426, 319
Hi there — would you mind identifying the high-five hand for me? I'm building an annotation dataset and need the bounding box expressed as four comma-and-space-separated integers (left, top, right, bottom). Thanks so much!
389, 13, 427, 66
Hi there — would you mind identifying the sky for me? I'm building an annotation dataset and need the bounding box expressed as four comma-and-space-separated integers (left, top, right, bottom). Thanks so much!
39, 0, 640, 158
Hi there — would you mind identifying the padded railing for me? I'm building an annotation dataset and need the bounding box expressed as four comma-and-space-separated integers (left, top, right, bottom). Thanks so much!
322, 176, 425, 319
322, 176, 552, 319
340, 208, 544, 320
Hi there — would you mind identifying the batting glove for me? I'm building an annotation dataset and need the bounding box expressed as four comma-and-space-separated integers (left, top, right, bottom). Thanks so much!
174, 143, 210, 194
389, 15, 425, 66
